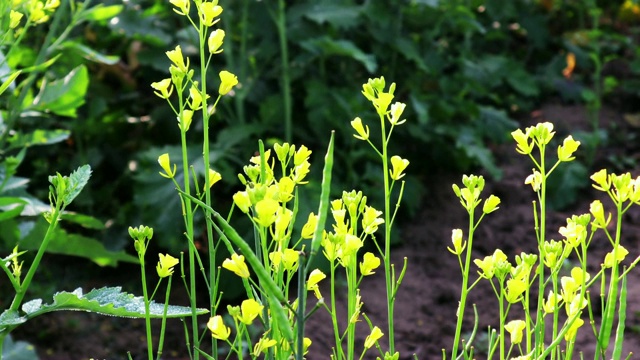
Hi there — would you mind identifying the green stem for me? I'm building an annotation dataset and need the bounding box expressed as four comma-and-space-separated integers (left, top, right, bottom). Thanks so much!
451, 205, 475, 359
275, 0, 292, 142
139, 252, 154, 360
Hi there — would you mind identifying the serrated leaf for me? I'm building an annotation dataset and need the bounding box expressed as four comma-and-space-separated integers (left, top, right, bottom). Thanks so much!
0, 310, 27, 328
31, 65, 89, 117
25, 287, 207, 319
63, 164, 91, 205
21, 299, 42, 315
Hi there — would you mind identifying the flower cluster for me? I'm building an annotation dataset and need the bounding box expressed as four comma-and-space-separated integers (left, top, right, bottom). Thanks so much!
8, 0, 60, 27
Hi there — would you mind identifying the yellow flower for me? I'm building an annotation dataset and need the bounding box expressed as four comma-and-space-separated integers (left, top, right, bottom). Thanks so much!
359, 252, 380, 276
156, 253, 179, 278
199, 1, 223, 27
166, 45, 189, 73
293, 160, 311, 184
254, 198, 279, 227
530, 122, 555, 145
504, 320, 526, 344
233, 191, 251, 213
511, 128, 533, 155
301, 212, 317, 239
237, 299, 263, 325
389, 155, 409, 180
208, 169, 222, 188
28, 1, 49, 24
44, 0, 60, 10
362, 205, 384, 234
158, 153, 176, 179
604, 245, 629, 268
222, 253, 250, 278
151, 78, 173, 99
564, 317, 584, 341
253, 336, 277, 355
591, 169, 610, 192
294, 145, 312, 166
10, 10, 23, 29
218, 70, 238, 95
169, 0, 190, 15
447, 228, 466, 255
307, 269, 326, 299
505, 278, 526, 303
482, 194, 501, 214
303, 337, 312, 355
351, 117, 369, 141
389, 102, 406, 125
524, 169, 542, 192
364, 326, 384, 349
543, 290, 562, 314
557, 135, 581, 162
208, 29, 225, 54
207, 315, 231, 341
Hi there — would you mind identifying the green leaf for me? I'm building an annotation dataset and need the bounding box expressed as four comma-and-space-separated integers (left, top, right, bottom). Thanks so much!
1, 335, 38, 360
63, 164, 92, 205
0, 310, 26, 329
20, 216, 138, 267
58, 42, 119, 65
31, 65, 89, 117
60, 212, 105, 230
301, 4, 362, 29
0, 70, 21, 96
21, 287, 207, 319
0, 197, 28, 222
7, 129, 70, 150
299, 37, 377, 73
82, 4, 124, 22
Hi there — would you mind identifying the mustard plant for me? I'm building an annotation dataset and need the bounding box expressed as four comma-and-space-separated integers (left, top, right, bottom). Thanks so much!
448, 121, 640, 360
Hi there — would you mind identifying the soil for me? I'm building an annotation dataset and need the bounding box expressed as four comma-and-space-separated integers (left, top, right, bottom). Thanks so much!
7, 103, 640, 359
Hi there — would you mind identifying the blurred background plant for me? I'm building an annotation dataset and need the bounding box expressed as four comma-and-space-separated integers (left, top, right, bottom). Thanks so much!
5, 0, 640, 289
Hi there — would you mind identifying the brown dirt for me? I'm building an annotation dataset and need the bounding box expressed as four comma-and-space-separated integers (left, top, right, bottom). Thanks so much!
8, 103, 640, 359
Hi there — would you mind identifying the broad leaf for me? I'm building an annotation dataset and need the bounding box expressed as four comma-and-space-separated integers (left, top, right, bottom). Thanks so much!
0, 197, 28, 222
82, 4, 124, 22
0, 310, 26, 329
63, 164, 92, 205
59, 42, 119, 65
299, 37, 377, 73
7, 129, 70, 150
31, 65, 89, 117
21, 287, 207, 319
0, 335, 38, 360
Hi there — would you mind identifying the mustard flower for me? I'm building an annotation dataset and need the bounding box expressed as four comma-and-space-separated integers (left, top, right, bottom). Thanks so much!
237, 299, 263, 325
156, 253, 179, 278
158, 153, 176, 179
253, 337, 277, 355
559, 220, 587, 248
351, 117, 369, 141
254, 198, 279, 227
389, 102, 407, 125
564, 317, 584, 341
44, 0, 60, 10
208, 169, 222, 188
307, 269, 326, 299
199, 1, 223, 27
233, 191, 251, 213
208, 29, 225, 55
364, 326, 384, 349
362, 205, 384, 234
276, 176, 295, 203
301, 212, 318, 239
293, 160, 311, 184
482, 194, 501, 214
504, 320, 526, 344
303, 337, 312, 355
359, 252, 380, 276
151, 78, 173, 99
524, 169, 542, 192
274, 142, 293, 162
511, 128, 533, 155
10, 10, 23, 29
207, 315, 231, 341
543, 290, 562, 314
169, 0, 189, 15
557, 135, 581, 162
222, 253, 250, 278
373, 92, 394, 116
282, 248, 299, 272
188, 84, 207, 111
604, 245, 629, 268
294, 145, 312, 166
505, 278, 526, 303
591, 169, 610, 192
178, 110, 193, 132
530, 122, 555, 145
218, 70, 238, 95
447, 228, 466, 255
28, 1, 48, 23
166, 45, 189, 73
389, 155, 409, 180
273, 207, 293, 241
